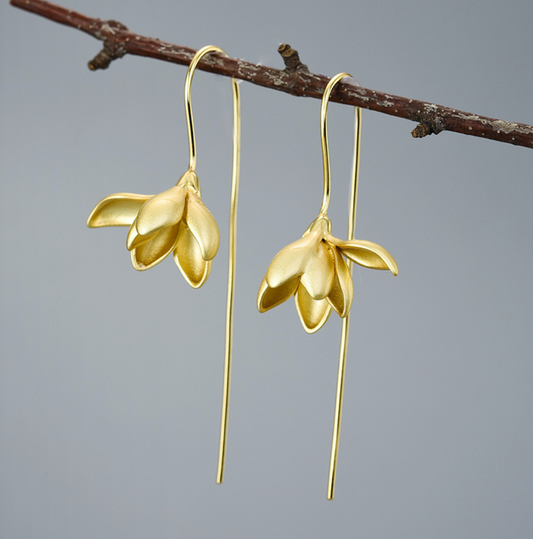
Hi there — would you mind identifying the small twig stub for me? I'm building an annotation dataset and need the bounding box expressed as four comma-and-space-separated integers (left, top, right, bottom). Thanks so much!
10, 0, 533, 150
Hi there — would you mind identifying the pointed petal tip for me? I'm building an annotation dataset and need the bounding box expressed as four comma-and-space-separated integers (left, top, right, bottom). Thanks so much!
338, 239, 399, 275
256, 278, 269, 313
295, 284, 332, 333
87, 193, 152, 228
173, 226, 212, 288
130, 252, 151, 271
257, 275, 299, 313
175, 255, 212, 288
301, 318, 326, 334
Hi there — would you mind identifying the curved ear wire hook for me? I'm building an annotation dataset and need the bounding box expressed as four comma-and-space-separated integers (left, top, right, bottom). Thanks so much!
319, 72, 353, 217
320, 73, 362, 500
183, 45, 241, 484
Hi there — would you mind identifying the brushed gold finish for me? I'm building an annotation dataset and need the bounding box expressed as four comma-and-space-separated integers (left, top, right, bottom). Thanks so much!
256, 75, 397, 333
86, 193, 152, 227
87, 45, 241, 485
88, 170, 220, 282
256, 74, 398, 498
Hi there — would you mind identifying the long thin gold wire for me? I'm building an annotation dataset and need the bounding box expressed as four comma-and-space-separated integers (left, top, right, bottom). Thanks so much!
217, 76, 240, 484
327, 105, 362, 500
319, 72, 351, 216
182, 45, 240, 484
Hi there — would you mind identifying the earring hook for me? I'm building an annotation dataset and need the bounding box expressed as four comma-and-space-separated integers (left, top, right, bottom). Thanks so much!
184, 45, 239, 173
324, 73, 362, 500
183, 45, 241, 484
319, 72, 353, 216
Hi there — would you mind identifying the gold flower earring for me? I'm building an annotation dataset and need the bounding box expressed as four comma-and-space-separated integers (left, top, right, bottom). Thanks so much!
257, 73, 398, 498
87, 45, 240, 484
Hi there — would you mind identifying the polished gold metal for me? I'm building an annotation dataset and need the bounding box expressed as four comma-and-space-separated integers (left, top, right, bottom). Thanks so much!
256, 73, 398, 498
87, 45, 241, 484
327, 106, 361, 500
217, 64, 241, 485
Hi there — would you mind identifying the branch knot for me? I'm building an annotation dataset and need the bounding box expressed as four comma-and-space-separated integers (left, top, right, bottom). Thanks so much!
88, 19, 129, 70
411, 111, 446, 139
278, 44, 309, 74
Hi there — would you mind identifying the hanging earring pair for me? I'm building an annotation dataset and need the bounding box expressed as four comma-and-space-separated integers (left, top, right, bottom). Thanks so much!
257, 73, 398, 499
87, 45, 240, 484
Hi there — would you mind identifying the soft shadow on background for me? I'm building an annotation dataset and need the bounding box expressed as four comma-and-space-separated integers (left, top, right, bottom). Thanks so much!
1, 1, 532, 538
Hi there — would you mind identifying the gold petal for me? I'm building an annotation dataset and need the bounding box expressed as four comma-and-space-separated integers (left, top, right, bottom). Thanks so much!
185, 193, 220, 261
135, 186, 186, 236
126, 218, 159, 251
86, 193, 151, 228
126, 219, 143, 251
326, 246, 354, 317
337, 239, 399, 276
295, 283, 332, 333
265, 231, 321, 289
173, 224, 212, 288
299, 240, 335, 300
130, 223, 180, 271
256, 275, 300, 313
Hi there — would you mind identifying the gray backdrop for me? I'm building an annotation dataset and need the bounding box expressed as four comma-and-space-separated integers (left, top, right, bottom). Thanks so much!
1, 0, 533, 537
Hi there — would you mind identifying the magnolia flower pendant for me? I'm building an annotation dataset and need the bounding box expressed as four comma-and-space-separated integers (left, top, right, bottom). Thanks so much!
257, 72, 399, 499
87, 170, 220, 288
87, 45, 242, 486
257, 213, 398, 333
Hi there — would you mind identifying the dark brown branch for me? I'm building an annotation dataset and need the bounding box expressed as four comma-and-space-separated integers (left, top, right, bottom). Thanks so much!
11, 0, 533, 150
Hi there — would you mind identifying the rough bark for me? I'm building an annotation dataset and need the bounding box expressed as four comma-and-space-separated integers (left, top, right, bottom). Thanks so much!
11, 0, 533, 149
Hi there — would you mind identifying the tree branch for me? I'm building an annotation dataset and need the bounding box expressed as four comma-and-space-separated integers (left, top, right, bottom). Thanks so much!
11, 0, 533, 150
